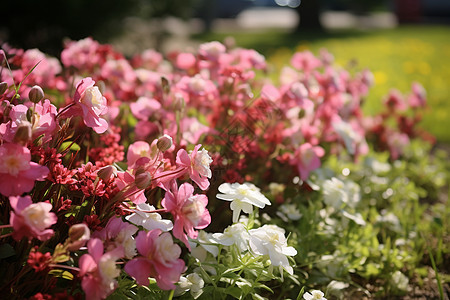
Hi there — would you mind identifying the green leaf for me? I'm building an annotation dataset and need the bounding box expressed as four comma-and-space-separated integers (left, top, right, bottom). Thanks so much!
0, 243, 15, 259
48, 269, 74, 280
222, 286, 242, 298
296, 286, 305, 300
59, 141, 81, 153
252, 294, 266, 300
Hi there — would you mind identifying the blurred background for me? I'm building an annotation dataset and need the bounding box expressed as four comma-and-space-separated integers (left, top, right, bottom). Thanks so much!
1, 0, 449, 143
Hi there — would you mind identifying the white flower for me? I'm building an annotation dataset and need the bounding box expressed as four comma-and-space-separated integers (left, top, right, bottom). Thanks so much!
175, 273, 205, 299
322, 177, 360, 210
212, 223, 250, 252
332, 120, 360, 155
114, 224, 138, 259
341, 210, 366, 226
189, 230, 219, 257
303, 289, 327, 300
248, 225, 297, 275
98, 254, 121, 289
22, 202, 55, 231
322, 177, 347, 209
376, 211, 402, 232
217, 182, 271, 223
192, 147, 213, 178
277, 203, 302, 222
199, 41, 226, 59
125, 203, 173, 231
327, 280, 349, 299
186, 273, 204, 294
268, 182, 285, 196
391, 270, 409, 292
365, 157, 391, 174
344, 180, 361, 208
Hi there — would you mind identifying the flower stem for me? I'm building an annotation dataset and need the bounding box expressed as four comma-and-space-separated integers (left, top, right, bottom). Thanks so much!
56, 102, 76, 119
48, 264, 80, 273
167, 289, 174, 300
0, 233, 13, 239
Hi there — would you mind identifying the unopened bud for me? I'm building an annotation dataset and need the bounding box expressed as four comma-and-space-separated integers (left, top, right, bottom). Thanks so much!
97, 165, 117, 181
28, 85, 45, 103
0, 82, 8, 95
172, 94, 185, 111
156, 134, 173, 152
67, 223, 90, 251
135, 170, 152, 189
161, 76, 170, 94
13, 121, 32, 144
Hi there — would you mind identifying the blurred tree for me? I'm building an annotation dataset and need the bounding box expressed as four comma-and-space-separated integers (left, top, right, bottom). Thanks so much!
0, 0, 142, 55
140, 0, 198, 19
295, 0, 323, 30
0, 0, 199, 55
339, 0, 386, 14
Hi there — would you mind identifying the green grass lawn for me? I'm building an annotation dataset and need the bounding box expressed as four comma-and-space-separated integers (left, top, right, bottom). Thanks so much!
194, 25, 450, 143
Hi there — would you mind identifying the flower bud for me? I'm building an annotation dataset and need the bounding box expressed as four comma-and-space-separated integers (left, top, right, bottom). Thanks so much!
28, 85, 45, 103
13, 121, 32, 145
172, 94, 185, 111
0, 82, 8, 95
135, 170, 152, 189
67, 223, 90, 251
97, 165, 118, 181
156, 134, 173, 152
161, 76, 170, 94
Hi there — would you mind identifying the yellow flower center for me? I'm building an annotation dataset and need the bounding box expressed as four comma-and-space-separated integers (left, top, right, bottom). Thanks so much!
2, 155, 29, 176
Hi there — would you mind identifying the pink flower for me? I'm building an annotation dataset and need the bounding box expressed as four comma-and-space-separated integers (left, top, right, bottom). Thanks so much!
79, 238, 124, 300
176, 144, 212, 190
132, 49, 163, 70
0, 143, 49, 196
384, 89, 407, 112
387, 131, 409, 160
409, 82, 426, 108
115, 171, 147, 204
129, 96, 161, 120
292, 143, 325, 181
19, 48, 63, 89
93, 217, 138, 259
290, 51, 322, 73
235, 49, 266, 70
100, 58, 137, 100
162, 182, 211, 249
261, 84, 281, 102
67, 77, 108, 134
176, 52, 196, 70
126, 141, 153, 169
175, 75, 219, 105
61, 37, 102, 70
9, 195, 57, 241
199, 41, 226, 61
180, 117, 211, 145
0, 101, 57, 143
125, 230, 185, 290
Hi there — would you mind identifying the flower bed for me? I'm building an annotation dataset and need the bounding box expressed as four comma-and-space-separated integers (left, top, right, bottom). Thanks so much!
0, 38, 448, 299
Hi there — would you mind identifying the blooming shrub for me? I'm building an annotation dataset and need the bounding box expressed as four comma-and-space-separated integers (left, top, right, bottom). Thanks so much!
0, 38, 448, 299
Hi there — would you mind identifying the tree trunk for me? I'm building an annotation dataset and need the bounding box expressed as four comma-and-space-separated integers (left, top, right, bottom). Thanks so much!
295, 0, 323, 30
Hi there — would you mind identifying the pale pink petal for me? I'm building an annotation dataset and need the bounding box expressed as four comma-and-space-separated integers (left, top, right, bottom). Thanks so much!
87, 238, 104, 262
125, 258, 154, 286
74, 77, 95, 102
79, 254, 97, 276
